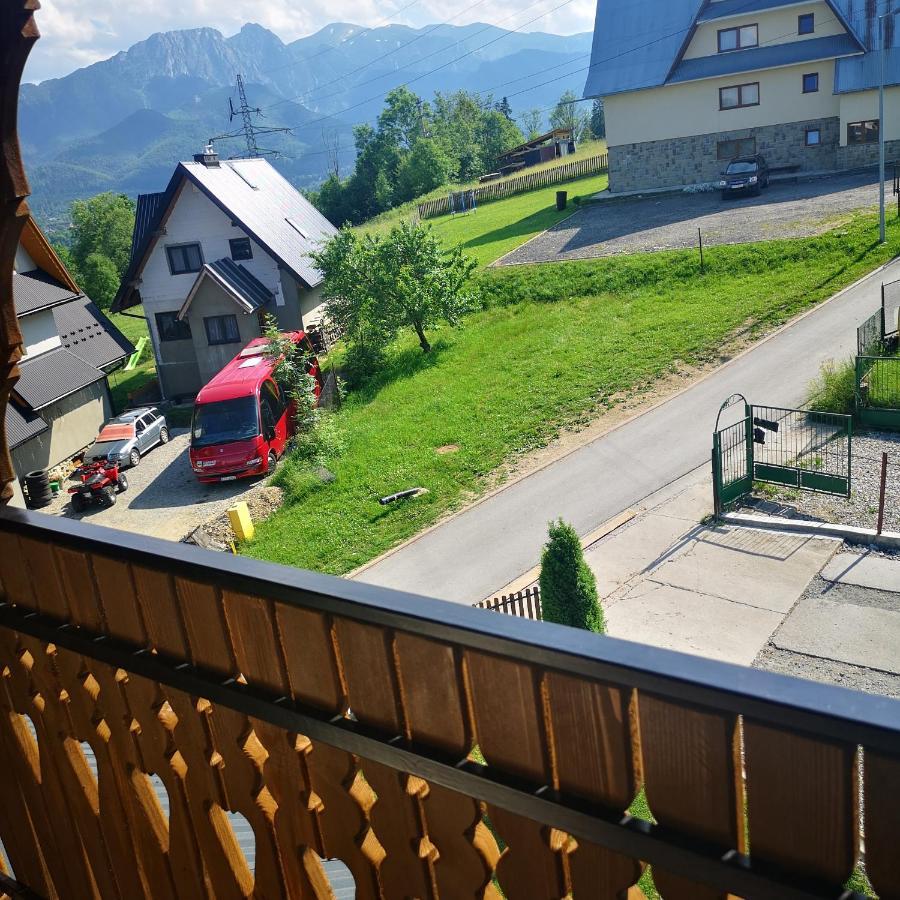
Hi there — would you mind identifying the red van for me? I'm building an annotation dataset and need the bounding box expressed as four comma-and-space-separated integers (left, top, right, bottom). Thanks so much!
189, 332, 321, 483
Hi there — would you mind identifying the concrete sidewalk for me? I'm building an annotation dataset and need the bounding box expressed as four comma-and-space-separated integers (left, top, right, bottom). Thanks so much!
756, 551, 900, 697
584, 471, 839, 665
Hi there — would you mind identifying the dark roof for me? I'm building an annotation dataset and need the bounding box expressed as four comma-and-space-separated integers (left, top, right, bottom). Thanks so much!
669, 33, 863, 84
114, 157, 338, 311
15, 346, 106, 411
697, 0, 825, 22
207, 257, 275, 312
13, 269, 80, 317
5, 397, 48, 450
583, 0, 869, 98
54, 295, 134, 370
131, 191, 170, 268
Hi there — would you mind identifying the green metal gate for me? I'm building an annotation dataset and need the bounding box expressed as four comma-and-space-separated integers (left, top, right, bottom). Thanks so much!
713, 398, 852, 514
856, 356, 900, 431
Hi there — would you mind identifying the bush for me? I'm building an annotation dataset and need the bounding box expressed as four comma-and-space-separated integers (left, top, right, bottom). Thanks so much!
808, 358, 856, 415
342, 341, 387, 390
539, 520, 605, 633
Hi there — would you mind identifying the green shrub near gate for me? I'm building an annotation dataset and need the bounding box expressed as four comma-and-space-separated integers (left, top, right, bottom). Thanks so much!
539, 520, 605, 634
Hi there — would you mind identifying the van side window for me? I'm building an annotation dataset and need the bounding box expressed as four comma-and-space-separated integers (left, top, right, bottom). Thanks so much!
260, 381, 283, 429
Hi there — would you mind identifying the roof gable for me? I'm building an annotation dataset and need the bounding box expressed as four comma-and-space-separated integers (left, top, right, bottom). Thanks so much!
583, 0, 867, 98
114, 157, 338, 312
583, 0, 705, 97
178, 258, 275, 320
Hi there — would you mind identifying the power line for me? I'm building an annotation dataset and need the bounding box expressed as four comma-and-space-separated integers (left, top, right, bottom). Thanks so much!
272, 0, 585, 132
211, 74, 292, 158
260, 0, 558, 114
258, 0, 427, 79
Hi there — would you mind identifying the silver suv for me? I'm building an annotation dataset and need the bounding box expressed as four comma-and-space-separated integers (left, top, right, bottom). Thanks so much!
86, 407, 170, 469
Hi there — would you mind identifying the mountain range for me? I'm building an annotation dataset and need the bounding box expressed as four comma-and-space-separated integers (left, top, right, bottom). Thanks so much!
20, 21, 593, 231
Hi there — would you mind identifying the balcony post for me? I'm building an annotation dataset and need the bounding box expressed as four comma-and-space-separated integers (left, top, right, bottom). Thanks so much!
0, 1, 39, 505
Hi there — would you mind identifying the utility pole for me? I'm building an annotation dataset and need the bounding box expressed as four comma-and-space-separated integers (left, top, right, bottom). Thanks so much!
211, 74, 292, 159
878, 4, 899, 243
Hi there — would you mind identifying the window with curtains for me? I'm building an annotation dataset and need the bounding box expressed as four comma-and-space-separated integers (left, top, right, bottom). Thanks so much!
718, 24, 758, 52
719, 82, 759, 110
165, 243, 203, 275
204, 314, 240, 346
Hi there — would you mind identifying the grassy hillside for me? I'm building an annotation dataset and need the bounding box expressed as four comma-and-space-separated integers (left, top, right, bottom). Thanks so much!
245, 210, 900, 574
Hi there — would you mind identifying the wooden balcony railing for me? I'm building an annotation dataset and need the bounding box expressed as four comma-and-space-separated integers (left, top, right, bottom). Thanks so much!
0, 508, 898, 900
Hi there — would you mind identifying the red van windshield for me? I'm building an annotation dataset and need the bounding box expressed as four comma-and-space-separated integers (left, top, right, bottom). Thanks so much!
191, 397, 259, 448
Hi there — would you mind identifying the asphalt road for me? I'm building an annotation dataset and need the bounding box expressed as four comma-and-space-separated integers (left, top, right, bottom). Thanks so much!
356, 257, 900, 604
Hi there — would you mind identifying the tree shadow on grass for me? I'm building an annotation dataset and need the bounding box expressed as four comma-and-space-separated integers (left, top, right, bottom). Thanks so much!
458, 207, 570, 255
351, 338, 452, 404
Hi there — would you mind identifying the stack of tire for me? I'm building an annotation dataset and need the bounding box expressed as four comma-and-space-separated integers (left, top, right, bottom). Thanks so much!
22, 469, 52, 509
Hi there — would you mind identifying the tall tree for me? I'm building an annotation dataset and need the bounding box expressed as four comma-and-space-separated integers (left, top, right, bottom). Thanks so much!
495, 96, 514, 121
396, 139, 451, 202
550, 90, 590, 142
67, 192, 135, 308
590, 98, 606, 140
378, 86, 427, 150
520, 108, 544, 140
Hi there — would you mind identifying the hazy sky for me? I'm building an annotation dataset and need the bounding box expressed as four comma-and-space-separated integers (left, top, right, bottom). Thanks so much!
25, 0, 598, 83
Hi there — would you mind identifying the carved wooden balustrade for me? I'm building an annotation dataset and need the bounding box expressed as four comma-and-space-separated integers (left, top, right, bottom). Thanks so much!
0, 509, 899, 900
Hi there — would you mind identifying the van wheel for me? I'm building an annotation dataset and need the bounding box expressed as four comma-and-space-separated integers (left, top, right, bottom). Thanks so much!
267, 451, 277, 473
129, 448, 141, 468
159, 427, 169, 444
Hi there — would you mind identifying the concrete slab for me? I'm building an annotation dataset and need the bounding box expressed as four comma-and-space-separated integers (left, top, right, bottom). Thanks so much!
584, 513, 699, 598
606, 582, 784, 666
772, 597, 900, 675
648, 528, 837, 613
650, 478, 714, 523
821, 553, 900, 593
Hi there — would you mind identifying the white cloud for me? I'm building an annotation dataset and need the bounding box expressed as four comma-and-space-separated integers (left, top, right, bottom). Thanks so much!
23, 0, 596, 83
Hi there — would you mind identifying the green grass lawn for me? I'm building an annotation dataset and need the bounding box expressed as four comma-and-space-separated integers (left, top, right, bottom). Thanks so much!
106, 312, 157, 414
244, 210, 900, 574
424, 171, 608, 266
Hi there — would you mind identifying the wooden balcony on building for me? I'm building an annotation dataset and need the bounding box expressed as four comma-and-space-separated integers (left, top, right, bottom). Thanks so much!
0, 4, 899, 899
0, 508, 899, 900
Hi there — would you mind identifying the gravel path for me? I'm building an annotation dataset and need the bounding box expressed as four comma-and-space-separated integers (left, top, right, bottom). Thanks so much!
46, 429, 276, 542
745, 431, 900, 533
499, 172, 881, 265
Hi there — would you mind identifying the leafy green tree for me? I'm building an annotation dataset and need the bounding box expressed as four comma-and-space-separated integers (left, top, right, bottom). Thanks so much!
80, 253, 121, 311
539, 520, 605, 633
520, 108, 544, 140
590, 98, 606, 140
378, 87, 427, 150
67, 192, 135, 307
550, 90, 590, 142
396, 139, 451, 202
312, 222, 477, 357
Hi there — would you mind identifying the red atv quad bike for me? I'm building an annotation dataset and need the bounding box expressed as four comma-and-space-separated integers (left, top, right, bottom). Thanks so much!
68, 459, 128, 512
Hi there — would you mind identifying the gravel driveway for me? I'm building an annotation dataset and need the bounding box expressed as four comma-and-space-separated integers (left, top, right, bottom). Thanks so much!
47, 429, 273, 542
499, 172, 883, 265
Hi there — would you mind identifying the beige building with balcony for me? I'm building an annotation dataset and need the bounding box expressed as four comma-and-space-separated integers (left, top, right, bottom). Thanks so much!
585, 0, 900, 192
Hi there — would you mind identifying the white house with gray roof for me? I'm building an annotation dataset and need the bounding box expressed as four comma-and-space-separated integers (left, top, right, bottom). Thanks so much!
113, 147, 338, 399
585, 0, 900, 192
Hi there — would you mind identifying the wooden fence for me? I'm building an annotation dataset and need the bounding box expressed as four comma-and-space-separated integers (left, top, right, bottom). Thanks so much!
474, 585, 542, 620
2, 509, 900, 900
417, 154, 609, 220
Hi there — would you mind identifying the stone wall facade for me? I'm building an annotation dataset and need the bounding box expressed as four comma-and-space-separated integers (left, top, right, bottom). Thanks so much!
609, 118, 843, 193
836, 139, 900, 171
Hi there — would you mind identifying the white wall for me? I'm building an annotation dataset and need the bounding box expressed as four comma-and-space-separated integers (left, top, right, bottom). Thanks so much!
606, 60, 839, 146
14, 242, 36, 273
685, 1, 844, 60
137, 178, 312, 397
839, 87, 900, 145
19, 310, 61, 359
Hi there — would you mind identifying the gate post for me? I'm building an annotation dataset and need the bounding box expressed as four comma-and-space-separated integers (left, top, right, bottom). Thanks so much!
712, 437, 722, 518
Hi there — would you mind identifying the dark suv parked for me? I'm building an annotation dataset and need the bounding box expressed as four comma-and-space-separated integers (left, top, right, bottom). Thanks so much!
719, 154, 769, 199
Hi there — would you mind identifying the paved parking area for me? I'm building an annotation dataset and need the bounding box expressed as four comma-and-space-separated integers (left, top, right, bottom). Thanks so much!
46, 429, 269, 542
498, 172, 883, 265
